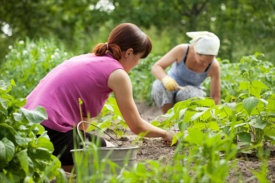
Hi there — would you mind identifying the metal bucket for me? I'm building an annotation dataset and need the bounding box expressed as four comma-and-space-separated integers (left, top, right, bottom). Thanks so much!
71, 145, 139, 174
71, 121, 138, 174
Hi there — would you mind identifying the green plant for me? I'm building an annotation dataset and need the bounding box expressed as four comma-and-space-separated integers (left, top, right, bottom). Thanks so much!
0, 80, 66, 182
111, 130, 239, 183
203, 52, 275, 102
87, 97, 128, 138
155, 83, 274, 153
0, 38, 73, 98
174, 130, 238, 183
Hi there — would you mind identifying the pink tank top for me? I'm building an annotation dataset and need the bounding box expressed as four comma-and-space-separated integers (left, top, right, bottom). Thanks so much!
24, 53, 123, 132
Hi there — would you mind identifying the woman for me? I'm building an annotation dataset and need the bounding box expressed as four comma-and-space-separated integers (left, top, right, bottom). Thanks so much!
24, 23, 174, 172
151, 31, 221, 114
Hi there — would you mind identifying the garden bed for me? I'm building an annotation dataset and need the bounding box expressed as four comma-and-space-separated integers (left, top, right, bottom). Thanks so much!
134, 102, 275, 182
58, 102, 275, 182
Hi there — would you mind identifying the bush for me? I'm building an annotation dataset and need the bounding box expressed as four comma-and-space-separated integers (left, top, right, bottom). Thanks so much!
0, 80, 66, 182
0, 38, 73, 98
203, 53, 275, 102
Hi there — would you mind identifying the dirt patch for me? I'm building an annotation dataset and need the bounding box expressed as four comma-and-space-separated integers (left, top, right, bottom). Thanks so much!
135, 101, 162, 121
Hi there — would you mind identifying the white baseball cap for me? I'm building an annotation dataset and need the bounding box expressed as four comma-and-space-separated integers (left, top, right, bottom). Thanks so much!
186, 31, 220, 56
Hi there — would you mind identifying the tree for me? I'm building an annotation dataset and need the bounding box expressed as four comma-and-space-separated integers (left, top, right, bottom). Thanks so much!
0, 0, 274, 63
110, 0, 275, 62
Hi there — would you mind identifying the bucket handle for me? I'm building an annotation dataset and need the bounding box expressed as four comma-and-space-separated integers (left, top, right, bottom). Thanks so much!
77, 121, 123, 147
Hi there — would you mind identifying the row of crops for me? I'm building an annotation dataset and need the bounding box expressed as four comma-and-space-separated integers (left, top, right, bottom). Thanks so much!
0, 39, 274, 182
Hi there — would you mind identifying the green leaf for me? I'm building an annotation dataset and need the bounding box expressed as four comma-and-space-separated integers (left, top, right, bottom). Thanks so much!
87, 121, 99, 131
199, 98, 215, 107
55, 168, 67, 183
250, 81, 268, 97
208, 122, 220, 131
16, 149, 29, 175
183, 110, 196, 123
0, 141, 6, 162
98, 121, 111, 130
267, 95, 275, 111
10, 79, 16, 87
0, 98, 8, 109
265, 135, 275, 142
217, 105, 233, 118
2, 138, 15, 162
201, 110, 211, 121
248, 118, 266, 129
238, 132, 251, 143
20, 106, 48, 123
151, 120, 159, 126
186, 129, 204, 145
238, 81, 249, 91
29, 147, 51, 161
171, 132, 182, 146
102, 115, 112, 122
15, 133, 29, 146
24, 176, 34, 183
193, 122, 205, 130
234, 123, 248, 128
191, 111, 205, 121
13, 112, 24, 121
0, 172, 9, 183
135, 163, 147, 176
251, 87, 261, 98
264, 127, 275, 137
37, 137, 54, 152
104, 104, 114, 112
0, 123, 16, 135
252, 81, 269, 90
18, 125, 28, 131
242, 97, 258, 115
12, 98, 26, 108
35, 124, 46, 135
224, 102, 237, 109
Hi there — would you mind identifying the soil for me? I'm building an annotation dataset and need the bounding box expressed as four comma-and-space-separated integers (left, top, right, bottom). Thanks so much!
58, 102, 275, 182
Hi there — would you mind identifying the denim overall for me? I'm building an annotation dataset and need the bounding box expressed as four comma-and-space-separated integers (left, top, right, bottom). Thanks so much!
151, 45, 213, 108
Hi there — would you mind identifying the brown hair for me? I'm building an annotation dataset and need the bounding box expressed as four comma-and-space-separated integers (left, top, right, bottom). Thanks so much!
93, 23, 152, 60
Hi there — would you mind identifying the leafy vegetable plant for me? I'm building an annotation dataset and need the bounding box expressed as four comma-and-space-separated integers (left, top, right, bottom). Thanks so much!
0, 80, 66, 182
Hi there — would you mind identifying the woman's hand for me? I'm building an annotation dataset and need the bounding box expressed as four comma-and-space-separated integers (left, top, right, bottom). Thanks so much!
162, 131, 176, 145
161, 76, 179, 91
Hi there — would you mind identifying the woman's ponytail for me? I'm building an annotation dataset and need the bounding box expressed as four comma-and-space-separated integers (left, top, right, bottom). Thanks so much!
93, 43, 122, 61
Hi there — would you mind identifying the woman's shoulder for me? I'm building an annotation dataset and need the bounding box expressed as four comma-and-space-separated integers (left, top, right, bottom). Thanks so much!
109, 69, 128, 82
212, 58, 221, 68
169, 44, 189, 62
108, 69, 130, 90
173, 43, 189, 51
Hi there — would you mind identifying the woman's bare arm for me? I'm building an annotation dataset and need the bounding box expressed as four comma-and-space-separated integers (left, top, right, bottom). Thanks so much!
151, 44, 187, 80
208, 59, 221, 104
108, 69, 173, 141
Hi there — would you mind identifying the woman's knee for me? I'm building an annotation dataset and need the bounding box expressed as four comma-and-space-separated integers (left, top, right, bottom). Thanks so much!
151, 80, 174, 108
175, 85, 206, 102
152, 80, 165, 93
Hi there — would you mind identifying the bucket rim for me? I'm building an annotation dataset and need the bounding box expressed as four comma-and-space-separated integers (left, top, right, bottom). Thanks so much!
70, 145, 139, 153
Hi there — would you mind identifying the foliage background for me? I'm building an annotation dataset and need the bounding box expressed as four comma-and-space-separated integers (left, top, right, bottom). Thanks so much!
0, 0, 274, 65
